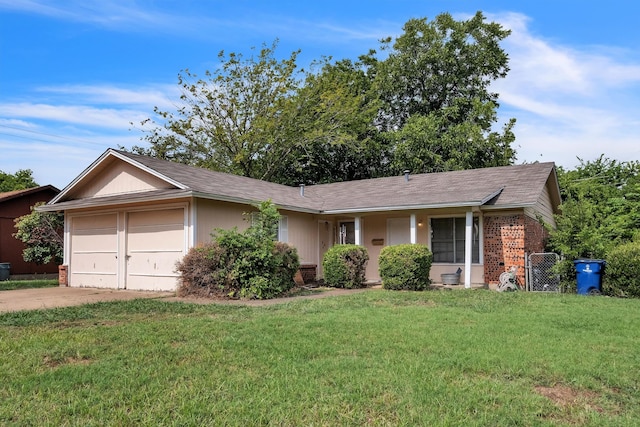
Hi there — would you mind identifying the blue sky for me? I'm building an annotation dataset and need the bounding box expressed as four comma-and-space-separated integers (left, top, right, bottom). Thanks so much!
1, 1, 640, 189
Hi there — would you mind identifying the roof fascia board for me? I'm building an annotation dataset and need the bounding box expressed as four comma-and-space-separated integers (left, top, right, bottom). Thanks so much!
323, 201, 483, 215
37, 190, 192, 212
191, 192, 321, 214
480, 202, 535, 211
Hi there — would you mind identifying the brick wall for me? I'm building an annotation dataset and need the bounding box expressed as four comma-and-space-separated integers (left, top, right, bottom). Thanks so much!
484, 214, 526, 285
524, 215, 549, 255
483, 213, 550, 286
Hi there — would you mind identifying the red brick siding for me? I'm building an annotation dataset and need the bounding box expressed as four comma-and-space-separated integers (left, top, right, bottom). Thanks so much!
483, 214, 526, 285
483, 214, 549, 286
524, 215, 549, 255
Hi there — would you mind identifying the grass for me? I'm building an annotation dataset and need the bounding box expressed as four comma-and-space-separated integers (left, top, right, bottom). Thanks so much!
0, 278, 58, 291
1, 290, 640, 426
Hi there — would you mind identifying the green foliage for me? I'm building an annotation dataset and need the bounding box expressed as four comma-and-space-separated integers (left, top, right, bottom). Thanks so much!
603, 241, 640, 298
13, 203, 63, 265
0, 169, 37, 192
131, 40, 304, 181
364, 12, 516, 174
176, 200, 299, 299
379, 244, 432, 290
322, 244, 369, 289
4, 293, 640, 424
548, 156, 640, 290
133, 13, 516, 185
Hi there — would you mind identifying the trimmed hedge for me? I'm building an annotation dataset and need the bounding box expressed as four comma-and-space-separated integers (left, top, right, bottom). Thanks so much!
322, 245, 369, 289
379, 244, 432, 290
603, 241, 640, 298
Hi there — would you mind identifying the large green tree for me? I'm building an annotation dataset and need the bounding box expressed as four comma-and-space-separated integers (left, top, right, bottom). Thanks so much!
269, 58, 385, 185
134, 12, 516, 183
0, 169, 37, 192
363, 12, 516, 174
131, 41, 302, 180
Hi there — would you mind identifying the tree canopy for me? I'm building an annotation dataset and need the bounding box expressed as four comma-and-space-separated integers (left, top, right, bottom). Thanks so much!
14, 203, 64, 265
548, 156, 640, 261
131, 11, 516, 185
0, 169, 37, 192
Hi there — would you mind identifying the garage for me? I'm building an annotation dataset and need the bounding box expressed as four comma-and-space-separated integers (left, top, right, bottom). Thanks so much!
68, 207, 186, 291
125, 208, 186, 291
69, 213, 118, 288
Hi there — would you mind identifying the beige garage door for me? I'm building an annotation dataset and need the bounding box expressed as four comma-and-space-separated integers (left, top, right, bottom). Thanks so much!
70, 213, 118, 288
126, 208, 185, 291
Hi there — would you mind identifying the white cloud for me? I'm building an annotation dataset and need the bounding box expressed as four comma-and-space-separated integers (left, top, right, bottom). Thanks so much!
0, 0, 180, 31
0, 103, 147, 129
489, 12, 640, 168
36, 84, 179, 110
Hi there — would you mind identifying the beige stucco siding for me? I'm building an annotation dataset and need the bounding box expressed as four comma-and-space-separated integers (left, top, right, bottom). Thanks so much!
281, 210, 318, 265
195, 199, 250, 244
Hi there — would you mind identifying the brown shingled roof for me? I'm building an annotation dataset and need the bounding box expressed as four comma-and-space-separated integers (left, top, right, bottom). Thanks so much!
0, 185, 60, 203
44, 149, 558, 214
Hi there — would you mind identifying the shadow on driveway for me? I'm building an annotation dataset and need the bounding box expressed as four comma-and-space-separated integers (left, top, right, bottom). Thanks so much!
0, 287, 171, 313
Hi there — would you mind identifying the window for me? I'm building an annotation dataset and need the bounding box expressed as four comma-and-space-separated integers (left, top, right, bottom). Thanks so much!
249, 212, 288, 242
430, 217, 479, 263
339, 221, 355, 244
277, 216, 288, 242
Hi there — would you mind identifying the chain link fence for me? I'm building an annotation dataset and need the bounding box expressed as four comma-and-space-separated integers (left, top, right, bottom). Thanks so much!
526, 253, 560, 292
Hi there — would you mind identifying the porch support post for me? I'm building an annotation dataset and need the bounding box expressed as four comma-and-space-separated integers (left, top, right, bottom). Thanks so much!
354, 216, 361, 245
464, 210, 473, 289
410, 213, 417, 244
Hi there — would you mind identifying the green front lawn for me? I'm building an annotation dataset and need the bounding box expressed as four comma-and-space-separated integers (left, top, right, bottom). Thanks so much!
0, 279, 58, 291
1, 290, 639, 426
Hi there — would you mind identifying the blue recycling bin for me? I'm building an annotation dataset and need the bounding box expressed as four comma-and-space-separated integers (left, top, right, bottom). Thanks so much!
573, 259, 605, 295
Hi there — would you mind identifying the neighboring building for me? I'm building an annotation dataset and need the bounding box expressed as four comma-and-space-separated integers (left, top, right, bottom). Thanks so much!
39, 149, 561, 291
0, 185, 60, 277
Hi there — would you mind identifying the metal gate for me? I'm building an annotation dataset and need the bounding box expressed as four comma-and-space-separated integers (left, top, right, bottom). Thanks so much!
526, 253, 560, 292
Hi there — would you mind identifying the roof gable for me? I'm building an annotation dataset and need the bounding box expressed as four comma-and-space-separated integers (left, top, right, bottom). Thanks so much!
50, 150, 185, 204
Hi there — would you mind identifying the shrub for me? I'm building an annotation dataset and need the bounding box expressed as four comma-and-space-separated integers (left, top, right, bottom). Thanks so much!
603, 241, 640, 298
176, 242, 226, 297
176, 201, 300, 299
379, 244, 432, 290
322, 244, 369, 289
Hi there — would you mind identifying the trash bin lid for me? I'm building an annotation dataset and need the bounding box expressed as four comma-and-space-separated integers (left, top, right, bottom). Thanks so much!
573, 259, 606, 264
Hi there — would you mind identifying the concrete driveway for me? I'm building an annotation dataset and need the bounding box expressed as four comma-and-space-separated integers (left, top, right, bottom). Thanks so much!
0, 286, 375, 313
0, 287, 172, 313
